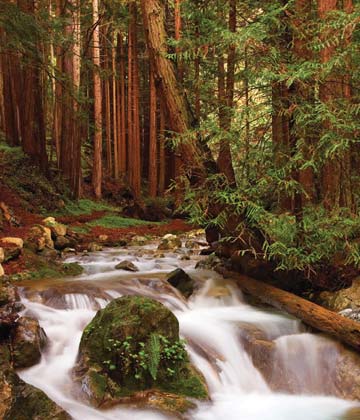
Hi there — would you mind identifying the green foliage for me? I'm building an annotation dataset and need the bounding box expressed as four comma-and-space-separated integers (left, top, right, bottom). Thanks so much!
87, 214, 157, 229
147, 333, 161, 381
102, 335, 187, 383
54, 199, 119, 217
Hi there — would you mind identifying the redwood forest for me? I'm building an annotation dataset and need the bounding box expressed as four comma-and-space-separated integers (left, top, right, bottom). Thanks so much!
2, 1, 360, 419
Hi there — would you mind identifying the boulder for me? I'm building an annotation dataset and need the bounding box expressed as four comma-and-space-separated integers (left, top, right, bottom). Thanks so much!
43, 218, 67, 238
0, 248, 4, 263
1, 246, 21, 263
130, 236, 148, 246
166, 269, 195, 298
11, 317, 47, 369
343, 407, 360, 420
54, 236, 71, 251
157, 234, 182, 251
0, 369, 70, 420
315, 277, 360, 312
74, 296, 208, 410
115, 260, 139, 272
0, 238, 23, 249
88, 243, 103, 252
0, 283, 19, 307
334, 344, 360, 401
185, 240, 200, 249
27, 226, 54, 252
195, 254, 222, 270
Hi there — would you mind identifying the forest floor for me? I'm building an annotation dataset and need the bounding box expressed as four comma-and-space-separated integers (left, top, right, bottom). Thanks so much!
0, 142, 194, 277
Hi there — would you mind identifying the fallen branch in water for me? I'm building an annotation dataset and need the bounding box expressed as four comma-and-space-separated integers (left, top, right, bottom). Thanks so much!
219, 269, 360, 352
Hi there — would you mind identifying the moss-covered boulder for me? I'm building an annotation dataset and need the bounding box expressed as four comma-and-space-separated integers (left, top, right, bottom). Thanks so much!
74, 296, 208, 411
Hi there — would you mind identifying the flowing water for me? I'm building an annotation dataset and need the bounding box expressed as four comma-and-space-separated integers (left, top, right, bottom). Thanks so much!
16, 240, 359, 419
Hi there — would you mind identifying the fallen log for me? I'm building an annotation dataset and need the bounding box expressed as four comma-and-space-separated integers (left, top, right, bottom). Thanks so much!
220, 269, 360, 352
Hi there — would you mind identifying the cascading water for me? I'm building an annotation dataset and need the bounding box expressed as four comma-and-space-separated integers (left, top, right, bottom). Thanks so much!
17, 243, 358, 419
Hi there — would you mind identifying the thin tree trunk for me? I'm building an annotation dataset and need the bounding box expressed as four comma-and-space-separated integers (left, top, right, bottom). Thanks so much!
158, 102, 166, 195
217, 0, 236, 185
92, 0, 102, 199
118, 32, 127, 176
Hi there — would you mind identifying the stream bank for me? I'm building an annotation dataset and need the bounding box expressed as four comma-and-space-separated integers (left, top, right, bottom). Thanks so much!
2, 233, 359, 419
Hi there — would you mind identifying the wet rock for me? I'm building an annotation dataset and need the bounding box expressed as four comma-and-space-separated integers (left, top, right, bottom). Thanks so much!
206, 286, 231, 298
185, 240, 200, 250
199, 248, 215, 256
74, 296, 208, 410
115, 260, 139, 272
334, 344, 360, 401
339, 308, 360, 322
239, 323, 275, 384
166, 268, 195, 298
158, 234, 182, 251
195, 254, 222, 270
88, 242, 103, 252
343, 407, 360, 420
54, 236, 71, 251
11, 316, 47, 369
0, 369, 70, 420
0, 283, 19, 307
315, 277, 360, 312
130, 236, 148, 246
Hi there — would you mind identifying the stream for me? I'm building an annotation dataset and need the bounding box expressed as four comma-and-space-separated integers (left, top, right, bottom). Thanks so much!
16, 238, 359, 419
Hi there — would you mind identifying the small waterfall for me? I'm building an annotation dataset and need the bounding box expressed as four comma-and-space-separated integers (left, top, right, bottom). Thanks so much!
18, 245, 358, 420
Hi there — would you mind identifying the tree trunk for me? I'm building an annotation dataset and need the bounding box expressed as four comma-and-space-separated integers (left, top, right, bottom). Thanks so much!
217, 0, 236, 185
221, 269, 360, 352
318, 0, 353, 211
118, 32, 127, 176
92, 0, 102, 199
140, 0, 210, 185
158, 103, 166, 195
148, 62, 158, 197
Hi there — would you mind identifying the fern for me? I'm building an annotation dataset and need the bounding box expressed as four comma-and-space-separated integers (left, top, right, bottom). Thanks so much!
147, 333, 161, 381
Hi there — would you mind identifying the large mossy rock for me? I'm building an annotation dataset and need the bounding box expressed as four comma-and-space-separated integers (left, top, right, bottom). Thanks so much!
74, 296, 208, 411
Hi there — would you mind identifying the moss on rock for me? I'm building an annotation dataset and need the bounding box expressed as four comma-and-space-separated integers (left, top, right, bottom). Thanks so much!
74, 296, 208, 412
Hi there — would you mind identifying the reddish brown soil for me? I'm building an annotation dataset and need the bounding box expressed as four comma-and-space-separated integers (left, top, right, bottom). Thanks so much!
85, 218, 194, 243
0, 184, 42, 237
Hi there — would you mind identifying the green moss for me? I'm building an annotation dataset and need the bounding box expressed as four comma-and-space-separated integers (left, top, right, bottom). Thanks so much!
89, 370, 108, 400
86, 214, 157, 229
164, 369, 208, 399
76, 296, 208, 409
54, 199, 119, 217
70, 225, 91, 234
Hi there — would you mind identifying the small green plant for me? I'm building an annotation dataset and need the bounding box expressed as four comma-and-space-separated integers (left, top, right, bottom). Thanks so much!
101, 334, 188, 382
